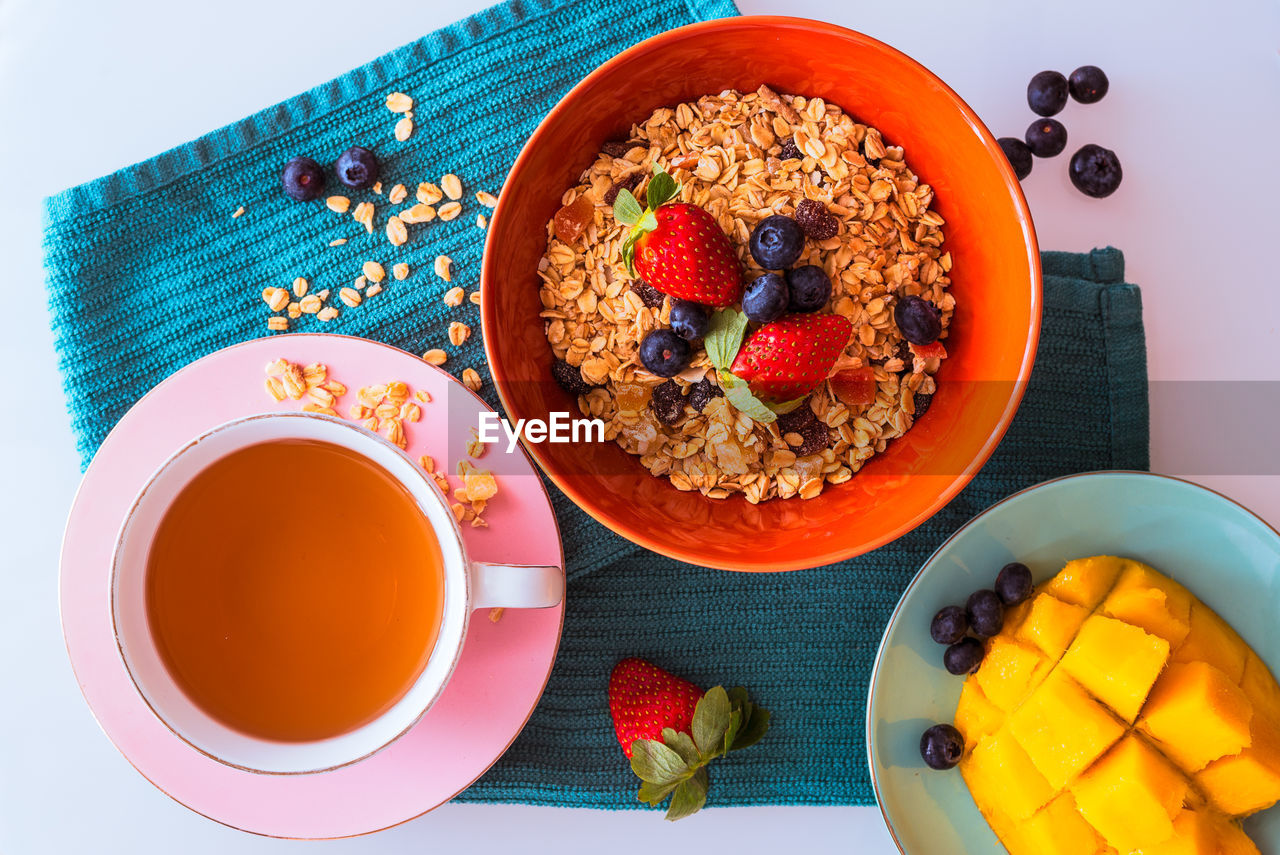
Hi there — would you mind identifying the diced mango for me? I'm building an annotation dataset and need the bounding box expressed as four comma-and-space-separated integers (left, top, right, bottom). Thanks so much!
1043, 555, 1124, 609
1211, 812, 1263, 855
962, 728, 1055, 820
1015, 593, 1090, 659
1172, 602, 1247, 682
1002, 598, 1033, 636
1099, 559, 1193, 647
1069, 735, 1188, 853
954, 678, 1003, 748
1003, 793, 1108, 855
1240, 650, 1280, 726
1139, 661, 1253, 773
1139, 807, 1219, 855
974, 637, 1049, 712
1008, 670, 1125, 789
1061, 614, 1171, 722
1195, 714, 1280, 817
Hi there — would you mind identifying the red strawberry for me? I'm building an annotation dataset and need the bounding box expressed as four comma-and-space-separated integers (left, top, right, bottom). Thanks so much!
614, 169, 741, 307
730, 314, 852, 403
608, 658, 702, 758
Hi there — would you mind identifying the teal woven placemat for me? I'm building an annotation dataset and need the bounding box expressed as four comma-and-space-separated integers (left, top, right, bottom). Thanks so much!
42, 0, 1149, 809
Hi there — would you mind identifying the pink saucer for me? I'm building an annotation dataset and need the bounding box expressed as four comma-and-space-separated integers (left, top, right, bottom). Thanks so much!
59, 334, 565, 838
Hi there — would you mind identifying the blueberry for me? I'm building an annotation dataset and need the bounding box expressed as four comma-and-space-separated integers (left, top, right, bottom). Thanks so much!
894, 296, 942, 345
639, 329, 691, 377
334, 146, 380, 189
1027, 70, 1069, 117
281, 156, 325, 201
966, 590, 1005, 639
920, 723, 965, 770
749, 214, 805, 269
997, 137, 1033, 181
1069, 65, 1109, 104
1024, 118, 1067, 158
786, 265, 832, 313
995, 562, 1034, 605
931, 605, 969, 646
742, 273, 789, 323
1069, 144, 1123, 198
669, 299, 710, 341
944, 638, 985, 675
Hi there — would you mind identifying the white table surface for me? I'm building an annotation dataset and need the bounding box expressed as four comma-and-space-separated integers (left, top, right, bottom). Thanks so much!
2, 0, 1277, 852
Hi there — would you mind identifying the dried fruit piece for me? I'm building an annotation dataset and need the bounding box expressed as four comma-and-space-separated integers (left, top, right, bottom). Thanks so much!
631, 279, 665, 309
687, 376, 723, 412
603, 172, 642, 206
553, 195, 594, 244
793, 418, 830, 457
650, 381, 685, 425
793, 199, 838, 241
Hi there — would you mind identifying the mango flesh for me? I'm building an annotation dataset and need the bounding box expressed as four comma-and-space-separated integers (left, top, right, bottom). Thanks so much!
1015, 592, 1089, 659
1195, 713, 1280, 817
1070, 734, 1187, 852
1139, 661, 1252, 773
1173, 602, 1247, 682
1008, 669, 1125, 789
953, 555, 1280, 855
1061, 614, 1170, 723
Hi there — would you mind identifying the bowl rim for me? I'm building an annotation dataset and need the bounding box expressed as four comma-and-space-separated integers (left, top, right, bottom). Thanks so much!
481, 15, 1043, 572
863, 469, 1280, 853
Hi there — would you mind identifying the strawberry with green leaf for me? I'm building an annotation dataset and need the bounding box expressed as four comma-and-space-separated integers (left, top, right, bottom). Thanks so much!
613, 167, 742, 308
608, 658, 771, 821
730, 314, 852, 403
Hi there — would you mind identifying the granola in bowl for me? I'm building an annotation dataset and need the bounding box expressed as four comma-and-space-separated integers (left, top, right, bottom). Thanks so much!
536, 85, 954, 504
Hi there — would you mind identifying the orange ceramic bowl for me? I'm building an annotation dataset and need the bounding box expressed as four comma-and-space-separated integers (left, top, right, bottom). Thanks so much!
481, 17, 1040, 572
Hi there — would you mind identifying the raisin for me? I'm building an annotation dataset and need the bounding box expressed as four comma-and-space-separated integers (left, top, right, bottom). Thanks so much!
603, 172, 642, 206
794, 418, 831, 457
601, 139, 644, 158
794, 199, 838, 241
688, 377, 723, 412
650, 381, 685, 425
551, 360, 591, 397
778, 138, 802, 160
775, 400, 816, 433
913, 392, 933, 418
631, 279, 666, 309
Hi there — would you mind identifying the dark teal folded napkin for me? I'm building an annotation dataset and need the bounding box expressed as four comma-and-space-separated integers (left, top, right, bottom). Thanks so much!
43, 0, 1147, 809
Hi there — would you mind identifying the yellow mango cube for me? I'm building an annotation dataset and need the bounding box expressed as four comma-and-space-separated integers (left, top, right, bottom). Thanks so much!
1015, 593, 1089, 659
1211, 813, 1263, 855
1100, 559, 1193, 647
1061, 614, 1171, 722
1008, 670, 1125, 789
954, 678, 1003, 747
974, 637, 1049, 712
1240, 650, 1280, 726
1172, 602, 1247, 682
1196, 714, 1280, 817
1139, 808, 1219, 855
1043, 555, 1124, 609
962, 728, 1055, 820
1139, 661, 1253, 773
1003, 794, 1108, 855
1070, 735, 1188, 853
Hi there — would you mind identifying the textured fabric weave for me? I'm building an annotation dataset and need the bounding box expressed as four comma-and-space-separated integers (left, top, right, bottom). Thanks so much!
43, 0, 1148, 809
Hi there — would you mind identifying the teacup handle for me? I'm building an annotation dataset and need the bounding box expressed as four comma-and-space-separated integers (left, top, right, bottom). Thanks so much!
470, 562, 564, 610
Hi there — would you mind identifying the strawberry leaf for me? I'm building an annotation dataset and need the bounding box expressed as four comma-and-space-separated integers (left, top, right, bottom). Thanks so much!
719, 371, 778, 424
691, 686, 731, 760
662, 728, 701, 768
638, 779, 680, 807
613, 189, 644, 226
723, 707, 743, 757
646, 169, 680, 209
730, 703, 771, 752
705, 309, 748, 372
665, 767, 709, 821
766, 396, 808, 415
631, 739, 690, 785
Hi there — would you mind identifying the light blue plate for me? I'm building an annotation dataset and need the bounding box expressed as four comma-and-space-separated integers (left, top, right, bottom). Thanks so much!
866, 471, 1280, 854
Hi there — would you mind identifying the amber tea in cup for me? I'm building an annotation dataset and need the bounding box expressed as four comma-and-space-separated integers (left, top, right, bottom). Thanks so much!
145, 438, 446, 743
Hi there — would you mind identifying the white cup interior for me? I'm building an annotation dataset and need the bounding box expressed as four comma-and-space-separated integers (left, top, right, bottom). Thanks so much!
111, 413, 472, 774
